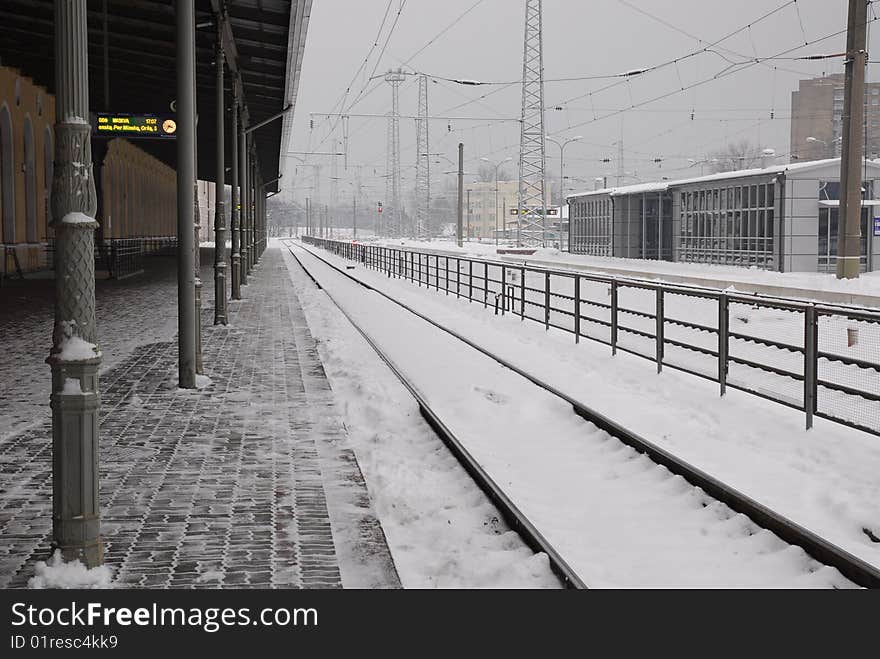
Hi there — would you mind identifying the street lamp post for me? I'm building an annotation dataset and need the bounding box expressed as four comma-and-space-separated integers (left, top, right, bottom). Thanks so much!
480, 156, 513, 246
545, 135, 582, 251
806, 136, 842, 159
466, 188, 472, 241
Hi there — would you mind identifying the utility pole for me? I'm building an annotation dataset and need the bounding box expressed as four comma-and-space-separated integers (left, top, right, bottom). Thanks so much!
457, 142, 464, 247
616, 139, 624, 187
353, 195, 357, 240
837, 0, 868, 279
305, 196, 311, 235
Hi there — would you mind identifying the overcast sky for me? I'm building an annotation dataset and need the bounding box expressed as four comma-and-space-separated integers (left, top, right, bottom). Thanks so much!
283, 0, 862, 203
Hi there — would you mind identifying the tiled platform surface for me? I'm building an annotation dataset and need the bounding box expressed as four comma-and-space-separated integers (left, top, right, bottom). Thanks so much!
0, 247, 400, 588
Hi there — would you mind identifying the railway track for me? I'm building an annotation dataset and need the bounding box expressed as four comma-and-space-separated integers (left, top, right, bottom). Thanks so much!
284, 239, 880, 589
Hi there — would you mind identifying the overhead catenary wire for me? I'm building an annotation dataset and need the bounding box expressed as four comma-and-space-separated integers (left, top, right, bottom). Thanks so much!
467, 14, 880, 166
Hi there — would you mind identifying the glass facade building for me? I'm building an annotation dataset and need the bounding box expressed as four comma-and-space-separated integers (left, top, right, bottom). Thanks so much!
567, 159, 880, 273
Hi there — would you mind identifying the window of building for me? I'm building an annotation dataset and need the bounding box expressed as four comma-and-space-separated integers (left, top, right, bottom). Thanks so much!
818, 207, 868, 272
569, 195, 612, 256
817, 180, 873, 272
676, 181, 776, 268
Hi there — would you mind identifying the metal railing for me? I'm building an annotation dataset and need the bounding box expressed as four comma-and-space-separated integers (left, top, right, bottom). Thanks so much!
303, 236, 880, 437
46, 236, 178, 279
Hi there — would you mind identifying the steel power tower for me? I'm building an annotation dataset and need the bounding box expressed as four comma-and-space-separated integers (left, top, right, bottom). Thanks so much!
517, 0, 548, 247
384, 68, 406, 238
330, 138, 339, 237
415, 74, 430, 240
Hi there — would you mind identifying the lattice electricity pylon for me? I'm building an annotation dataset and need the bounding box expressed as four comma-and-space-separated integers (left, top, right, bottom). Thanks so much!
414, 74, 430, 240
517, 0, 548, 247
312, 163, 322, 208
384, 68, 406, 238
330, 138, 339, 233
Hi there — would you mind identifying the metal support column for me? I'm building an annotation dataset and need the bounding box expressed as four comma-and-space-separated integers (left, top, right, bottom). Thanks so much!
253, 172, 259, 264
254, 186, 260, 261
246, 153, 254, 272
230, 98, 241, 299
239, 128, 248, 286
191, 23, 202, 375
48, 0, 104, 566
249, 159, 257, 269
176, 0, 197, 388
258, 175, 264, 259
213, 24, 227, 324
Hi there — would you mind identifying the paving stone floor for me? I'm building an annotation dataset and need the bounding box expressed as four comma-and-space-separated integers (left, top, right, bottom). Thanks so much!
0, 247, 400, 588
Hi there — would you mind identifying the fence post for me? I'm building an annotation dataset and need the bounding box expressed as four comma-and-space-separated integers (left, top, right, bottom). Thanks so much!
456, 258, 461, 298
718, 293, 729, 396
501, 264, 506, 313
521, 267, 526, 320
483, 264, 488, 309
804, 305, 818, 430
574, 276, 581, 344
469, 261, 473, 301
544, 272, 550, 330
611, 279, 618, 355
655, 287, 664, 373
445, 256, 450, 295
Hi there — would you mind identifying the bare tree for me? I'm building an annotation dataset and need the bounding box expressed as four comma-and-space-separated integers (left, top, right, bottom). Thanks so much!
476, 162, 513, 183
707, 139, 764, 173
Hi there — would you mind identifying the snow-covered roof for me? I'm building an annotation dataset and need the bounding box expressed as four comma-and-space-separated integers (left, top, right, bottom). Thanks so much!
566, 158, 880, 201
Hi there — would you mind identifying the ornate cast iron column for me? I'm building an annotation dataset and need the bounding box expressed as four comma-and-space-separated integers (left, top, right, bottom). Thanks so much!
213, 24, 227, 324
176, 0, 197, 388
48, 0, 103, 567
230, 97, 241, 299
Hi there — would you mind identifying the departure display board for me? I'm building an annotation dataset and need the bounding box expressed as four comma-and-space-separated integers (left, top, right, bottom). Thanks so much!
94, 113, 177, 139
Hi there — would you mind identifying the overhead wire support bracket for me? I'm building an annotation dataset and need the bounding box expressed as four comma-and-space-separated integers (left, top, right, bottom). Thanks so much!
245, 105, 294, 134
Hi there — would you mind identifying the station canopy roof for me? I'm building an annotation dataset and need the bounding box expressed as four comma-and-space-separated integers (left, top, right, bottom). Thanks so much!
1, 0, 311, 193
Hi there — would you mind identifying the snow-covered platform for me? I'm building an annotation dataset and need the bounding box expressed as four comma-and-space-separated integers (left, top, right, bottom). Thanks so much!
0, 248, 399, 589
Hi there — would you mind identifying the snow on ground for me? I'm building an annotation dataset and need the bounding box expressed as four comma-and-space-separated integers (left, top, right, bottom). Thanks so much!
28, 551, 114, 589
0, 257, 212, 442
281, 247, 560, 588
284, 242, 860, 587
289, 239, 880, 575
373, 237, 880, 301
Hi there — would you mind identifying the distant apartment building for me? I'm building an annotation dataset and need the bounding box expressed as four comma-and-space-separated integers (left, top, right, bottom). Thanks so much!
790, 73, 880, 161
464, 180, 518, 239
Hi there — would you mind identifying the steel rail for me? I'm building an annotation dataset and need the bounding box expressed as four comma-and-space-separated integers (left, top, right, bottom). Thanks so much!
284, 242, 586, 590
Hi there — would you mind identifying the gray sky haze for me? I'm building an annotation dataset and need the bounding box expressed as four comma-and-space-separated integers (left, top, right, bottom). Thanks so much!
284, 0, 860, 203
